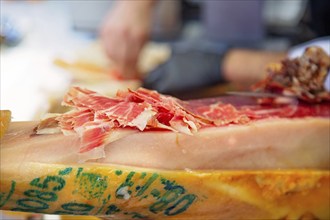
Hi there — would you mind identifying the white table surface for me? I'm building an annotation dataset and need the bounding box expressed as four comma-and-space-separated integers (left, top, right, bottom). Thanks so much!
1, 1, 93, 121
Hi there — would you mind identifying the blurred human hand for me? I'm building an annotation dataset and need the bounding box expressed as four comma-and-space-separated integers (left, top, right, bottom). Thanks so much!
143, 42, 228, 94
101, 0, 154, 79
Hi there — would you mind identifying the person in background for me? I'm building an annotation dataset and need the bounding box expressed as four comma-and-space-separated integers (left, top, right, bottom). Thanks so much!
101, 0, 155, 79
101, 0, 330, 94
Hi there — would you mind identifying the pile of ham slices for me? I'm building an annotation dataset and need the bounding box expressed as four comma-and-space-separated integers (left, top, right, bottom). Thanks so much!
37, 87, 255, 154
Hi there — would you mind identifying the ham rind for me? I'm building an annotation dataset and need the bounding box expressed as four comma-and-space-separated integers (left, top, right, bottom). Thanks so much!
98, 118, 330, 170
1, 116, 329, 170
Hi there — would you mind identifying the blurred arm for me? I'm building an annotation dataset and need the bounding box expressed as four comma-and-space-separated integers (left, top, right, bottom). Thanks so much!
222, 49, 287, 84
100, 0, 156, 79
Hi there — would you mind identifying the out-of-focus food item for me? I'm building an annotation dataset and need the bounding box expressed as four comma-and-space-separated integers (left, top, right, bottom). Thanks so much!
53, 58, 117, 82
54, 41, 171, 82
0, 110, 11, 139
253, 46, 330, 103
53, 58, 140, 97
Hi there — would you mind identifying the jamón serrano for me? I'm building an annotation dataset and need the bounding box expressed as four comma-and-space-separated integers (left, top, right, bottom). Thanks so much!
1, 91, 329, 169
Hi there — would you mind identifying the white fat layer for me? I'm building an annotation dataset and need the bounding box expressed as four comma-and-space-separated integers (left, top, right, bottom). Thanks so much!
40, 113, 62, 120
129, 108, 156, 131
105, 129, 138, 144
61, 129, 76, 136
36, 127, 61, 135
183, 117, 198, 133
169, 120, 192, 135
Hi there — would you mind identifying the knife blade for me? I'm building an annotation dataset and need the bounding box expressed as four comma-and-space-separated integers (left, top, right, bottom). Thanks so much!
225, 91, 296, 98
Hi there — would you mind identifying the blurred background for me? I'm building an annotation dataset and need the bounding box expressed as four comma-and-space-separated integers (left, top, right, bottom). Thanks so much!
0, 1, 329, 218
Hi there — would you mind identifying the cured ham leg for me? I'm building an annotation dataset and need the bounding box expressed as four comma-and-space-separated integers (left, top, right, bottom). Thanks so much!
1, 46, 329, 219
1, 85, 329, 170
